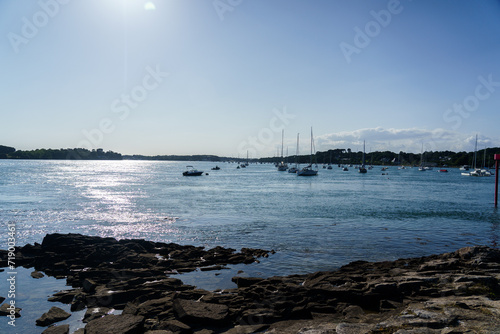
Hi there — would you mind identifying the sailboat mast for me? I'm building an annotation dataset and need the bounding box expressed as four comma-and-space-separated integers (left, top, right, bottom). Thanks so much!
296, 133, 299, 167
310, 127, 313, 165
420, 143, 424, 167
362, 140, 365, 166
281, 129, 284, 159
473, 134, 478, 169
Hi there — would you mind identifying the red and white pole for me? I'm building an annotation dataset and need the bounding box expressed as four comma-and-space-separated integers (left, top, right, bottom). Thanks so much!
495, 154, 500, 207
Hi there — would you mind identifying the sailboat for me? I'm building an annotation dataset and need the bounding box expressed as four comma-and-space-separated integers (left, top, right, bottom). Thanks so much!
297, 127, 318, 176
359, 140, 367, 173
463, 135, 492, 177
288, 133, 300, 173
277, 130, 288, 171
418, 144, 426, 171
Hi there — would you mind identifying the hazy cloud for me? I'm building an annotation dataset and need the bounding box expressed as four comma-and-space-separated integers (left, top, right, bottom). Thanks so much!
315, 127, 497, 153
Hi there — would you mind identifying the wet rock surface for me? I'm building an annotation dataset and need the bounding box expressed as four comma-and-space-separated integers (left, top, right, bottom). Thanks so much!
1, 234, 500, 333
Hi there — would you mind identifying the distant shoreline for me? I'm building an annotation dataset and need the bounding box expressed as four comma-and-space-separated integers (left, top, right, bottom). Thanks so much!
1, 144, 500, 167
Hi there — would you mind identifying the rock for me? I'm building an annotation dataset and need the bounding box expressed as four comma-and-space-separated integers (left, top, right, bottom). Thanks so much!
36, 306, 71, 326
220, 324, 269, 334
336, 323, 373, 334
41, 324, 70, 334
31, 270, 45, 278
0, 303, 21, 317
83, 278, 97, 293
83, 307, 112, 323
85, 314, 144, 334
158, 319, 191, 333
134, 295, 174, 317
342, 305, 365, 320
231, 277, 264, 288
48, 289, 79, 304
173, 299, 229, 325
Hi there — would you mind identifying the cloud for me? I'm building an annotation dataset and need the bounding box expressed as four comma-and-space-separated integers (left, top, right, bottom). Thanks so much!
315, 127, 497, 153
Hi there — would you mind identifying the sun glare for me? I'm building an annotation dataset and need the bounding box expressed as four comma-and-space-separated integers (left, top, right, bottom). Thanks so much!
144, 1, 156, 11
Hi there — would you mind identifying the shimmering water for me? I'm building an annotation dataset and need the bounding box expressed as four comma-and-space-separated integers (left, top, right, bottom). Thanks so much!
1, 160, 499, 275
0, 160, 499, 333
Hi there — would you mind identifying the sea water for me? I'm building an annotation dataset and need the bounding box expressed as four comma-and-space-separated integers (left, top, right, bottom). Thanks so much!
0, 160, 499, 333
0, 160, 498, 274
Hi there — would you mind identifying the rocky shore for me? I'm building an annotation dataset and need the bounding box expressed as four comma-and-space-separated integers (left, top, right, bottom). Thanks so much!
1, 233, 500, 333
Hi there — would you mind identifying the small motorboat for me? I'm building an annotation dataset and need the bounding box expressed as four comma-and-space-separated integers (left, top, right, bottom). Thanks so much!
438, 169, 448, 173
211, 166, 221, 170
183, 166, 203, 176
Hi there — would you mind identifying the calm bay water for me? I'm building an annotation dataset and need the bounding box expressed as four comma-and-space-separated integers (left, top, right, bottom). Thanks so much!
0, 160, 499, 333
1, 160, 498, 276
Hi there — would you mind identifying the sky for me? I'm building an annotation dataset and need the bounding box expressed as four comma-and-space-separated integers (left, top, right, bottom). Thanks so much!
1, 0, 500, 157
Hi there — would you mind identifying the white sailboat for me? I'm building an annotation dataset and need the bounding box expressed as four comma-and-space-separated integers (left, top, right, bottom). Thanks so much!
288, 133, 300, 173
359, 140, 367, 173
297, 127, 318, 176
277, 129, 288, 171
418, 144, 426, 171
463, 135, 493, 177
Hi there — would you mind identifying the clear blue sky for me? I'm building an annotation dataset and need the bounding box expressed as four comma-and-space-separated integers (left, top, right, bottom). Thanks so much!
1, 0, 500, 157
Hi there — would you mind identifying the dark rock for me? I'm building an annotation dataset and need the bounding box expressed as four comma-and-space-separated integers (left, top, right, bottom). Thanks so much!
134, 295, 174, 317
48, 289, 78, 304
83, 307, 112, 323
0, 303, 21, 317
231, 277, 264, 288
82, 278, 97, 293
85, 314, 144, 334
71, 292, 86, 311
158, 319, 191, 333
31, 270, 45, 278
173, 299, 229, 325
36, 306, 71, 326
41, 324, 70, 334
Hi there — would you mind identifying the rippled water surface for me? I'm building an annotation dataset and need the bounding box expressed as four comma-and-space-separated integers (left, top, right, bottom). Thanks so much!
1, 160, 499, 276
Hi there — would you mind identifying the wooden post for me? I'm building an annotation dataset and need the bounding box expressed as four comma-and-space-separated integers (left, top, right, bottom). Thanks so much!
495, 154, 500, 207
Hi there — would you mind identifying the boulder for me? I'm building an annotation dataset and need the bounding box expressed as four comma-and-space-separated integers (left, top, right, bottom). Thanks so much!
41, 324, 70, 334
31, 270, 45, 278
36, 306, 71, 326
85, 314, 144, 334
173, 299, 229, 325
0, 303, 21, 317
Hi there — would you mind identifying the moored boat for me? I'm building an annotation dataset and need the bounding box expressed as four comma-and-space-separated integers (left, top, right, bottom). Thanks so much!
183, 166, 204, 176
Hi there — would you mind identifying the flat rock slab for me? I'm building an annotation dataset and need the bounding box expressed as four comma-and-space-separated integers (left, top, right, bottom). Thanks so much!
173, 298, 229, 325
41, 324, 70, 334
0, 302, 21, 317
36, 306, 71, 326
85, 314, 144, 334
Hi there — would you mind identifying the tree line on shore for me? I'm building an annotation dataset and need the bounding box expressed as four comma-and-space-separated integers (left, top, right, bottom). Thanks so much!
264, 147, 500, 167
1, 144, 499, 167
0, 146, 122, 160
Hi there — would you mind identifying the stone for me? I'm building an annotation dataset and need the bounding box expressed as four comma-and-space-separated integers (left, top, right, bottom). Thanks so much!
36, 306, 71, 326
159, 319, 191, 333
48, 290, 78, 304
83, 307, 112, 323
85, 314, 144, 334
41, 324, 70, 334
336, 323, 373, 334
31, 270, 45, 278
231, 277, 264, 288
0, 303, 21, 317
82, 278, 97, 293
173, 299, 229, 325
